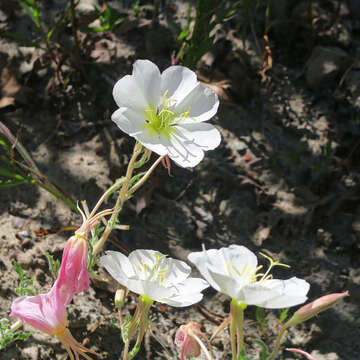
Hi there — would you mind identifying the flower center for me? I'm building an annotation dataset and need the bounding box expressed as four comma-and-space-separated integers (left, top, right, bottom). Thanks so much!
135, 253, 168, 286
143, 90, 192, 140
226, 254, 290, 287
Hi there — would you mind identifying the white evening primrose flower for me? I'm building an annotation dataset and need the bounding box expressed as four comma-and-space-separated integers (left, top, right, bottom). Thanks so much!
100, 250, 209, 307
188, 245, 310, 309
112, 60, 221, 167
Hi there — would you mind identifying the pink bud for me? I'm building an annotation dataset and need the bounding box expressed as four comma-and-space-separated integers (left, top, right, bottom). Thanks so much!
286, 292, 349, 326
286, 348, 318, 360
10, 283, 98, 359
10, 285, 67, 336
55, 233, 90, 305
175, 322, 202, 360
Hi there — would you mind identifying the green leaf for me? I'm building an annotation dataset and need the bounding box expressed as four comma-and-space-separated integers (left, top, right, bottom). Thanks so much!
19, 1, 41, 28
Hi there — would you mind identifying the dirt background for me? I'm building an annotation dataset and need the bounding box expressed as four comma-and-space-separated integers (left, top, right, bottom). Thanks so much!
0, 0, 359, 359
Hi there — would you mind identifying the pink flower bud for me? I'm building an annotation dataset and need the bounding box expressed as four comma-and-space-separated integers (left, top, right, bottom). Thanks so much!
286, 291, 349, 326
10, 285, 67, 336
175, 322, 202, 360
10, 283, 98, 359
55, 233, 90, 305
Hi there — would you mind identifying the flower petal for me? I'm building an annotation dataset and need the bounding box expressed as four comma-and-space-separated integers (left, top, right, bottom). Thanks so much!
133, 60, 161, 107
161, 66, 198, 104
174, 122, 221, 150
134, 128, 170, 156
100, 251, 136, 287
164, 278, 208, 307
112, 107, 146, 136
240, 277, 310, 308
162, 258, 192, 287
113, 75, 148, 111
188, 245, 257, 291
167, 136, 205, 168
125, 278, 175, 301
175, 84, 219, 123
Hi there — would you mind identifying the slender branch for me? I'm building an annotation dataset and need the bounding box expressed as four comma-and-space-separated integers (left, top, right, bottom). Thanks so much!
268, 325, 288, 360
128, 155, 165, 195
92, 143, 142, 256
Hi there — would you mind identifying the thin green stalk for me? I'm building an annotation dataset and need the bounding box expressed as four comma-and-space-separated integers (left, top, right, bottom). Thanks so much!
268, 325, 288, 360
128, 155, 164, 195
230, 299, 247, 359
92, 143, 142, 256
230, 313, 237, 360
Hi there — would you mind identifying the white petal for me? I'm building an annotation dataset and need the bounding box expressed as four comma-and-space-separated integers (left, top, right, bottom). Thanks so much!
134, 129, 170, 156
161, 66, 198, 104
175, 84, 219, 123
112, 107, 145, 136
162, 258, 191, 287
167, 135, 205, 168
188, 249, 226, 291
133, 60, 161, 107
164, 292, 204, 307
207, 268, 243, 299
220, 245, 258, 286
163, 278, 208, 307
125, 278, 175, 301
173, 123, 221, 151
100, 251, 136, 288
240, 277, 310, 309
128, 249, 164, 280
113, 75, 148, 111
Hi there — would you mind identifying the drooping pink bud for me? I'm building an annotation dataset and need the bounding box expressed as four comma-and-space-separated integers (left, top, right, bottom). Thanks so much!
10, 284, 67, 336
10, 283, 98, 359
175, 322, 202, 360
286, 291, 349, 326
286, 348, 318, 360
55, 233, 90, 305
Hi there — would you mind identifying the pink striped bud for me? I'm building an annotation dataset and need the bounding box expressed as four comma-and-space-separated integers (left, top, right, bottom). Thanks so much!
286, 291, 349, 326
55, 233, 90, 305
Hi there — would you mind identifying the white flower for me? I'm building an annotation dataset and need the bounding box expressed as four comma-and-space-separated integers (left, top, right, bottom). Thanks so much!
188, 245, 310, 309
112, 60, 221, 167
100, 250, 209, 307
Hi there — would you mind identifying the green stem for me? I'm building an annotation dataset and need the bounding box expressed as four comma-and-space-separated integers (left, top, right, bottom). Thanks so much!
230, 299, 247, 359
230, 314, 236, 360
92, 142, 142, 256
268, 325, 288, 360
128, 155, 164, 195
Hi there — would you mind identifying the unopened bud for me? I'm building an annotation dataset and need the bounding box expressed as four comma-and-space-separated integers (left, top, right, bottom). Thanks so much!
175, 322, 202, 360
115, 287, 126, 307
286, 291, 349, 327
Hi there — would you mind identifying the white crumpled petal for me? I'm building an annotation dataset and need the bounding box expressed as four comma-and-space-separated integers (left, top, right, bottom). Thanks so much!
241, 277, 310, 309
112, 107, 145, 136
163, 277, 209, 307
160, 65, 198, 104
175, 84, 219, 123
100, 251, 135, 287
113, 75, 148, 111
188, 245, 257, 291
133, 60, 161, 107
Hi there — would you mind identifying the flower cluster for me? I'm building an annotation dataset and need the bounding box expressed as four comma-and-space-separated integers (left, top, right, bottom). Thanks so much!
8, 59, 348, 360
